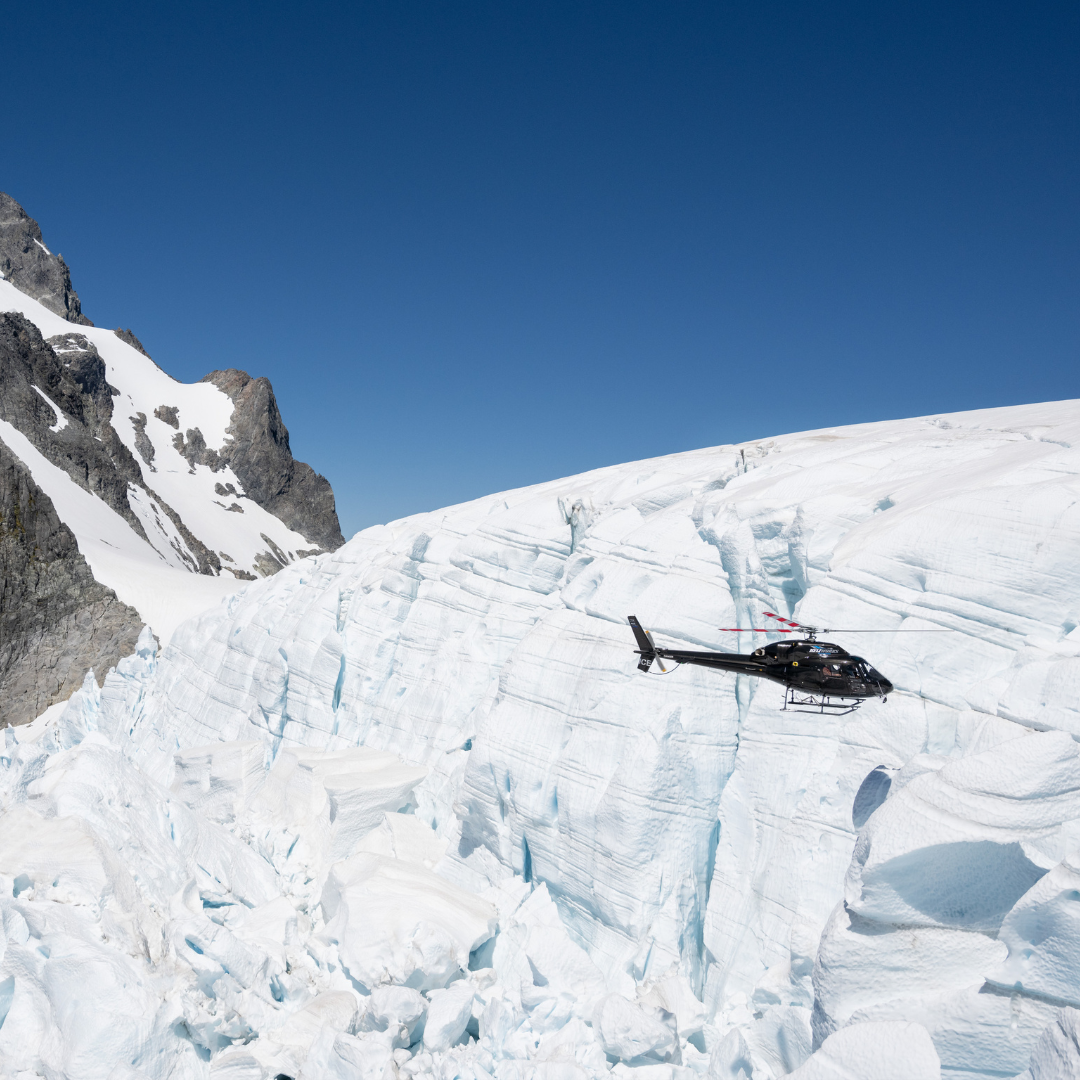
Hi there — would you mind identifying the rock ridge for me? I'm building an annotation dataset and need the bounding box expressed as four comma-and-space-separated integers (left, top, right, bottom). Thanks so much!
0, 192, 92, 325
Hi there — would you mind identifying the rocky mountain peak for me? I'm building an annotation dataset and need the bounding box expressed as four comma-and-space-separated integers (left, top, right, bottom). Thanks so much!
0, 192, 92, 326
201, 368, 345, 552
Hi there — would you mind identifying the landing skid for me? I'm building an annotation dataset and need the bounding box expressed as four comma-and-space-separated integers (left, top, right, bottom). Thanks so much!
783, 687, 864, 715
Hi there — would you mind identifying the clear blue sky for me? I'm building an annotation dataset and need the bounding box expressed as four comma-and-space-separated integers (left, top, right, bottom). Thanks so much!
5, 1, 1078, 536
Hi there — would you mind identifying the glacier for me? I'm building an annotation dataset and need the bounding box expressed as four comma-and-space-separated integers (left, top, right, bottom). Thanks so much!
2, 399, 1080, 1078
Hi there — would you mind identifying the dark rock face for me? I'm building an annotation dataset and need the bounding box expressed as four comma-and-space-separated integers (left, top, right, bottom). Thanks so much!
0, 441, 142, 726
0, 318, 140, 532
0, 192, 93, 325
203, 369, 344, 552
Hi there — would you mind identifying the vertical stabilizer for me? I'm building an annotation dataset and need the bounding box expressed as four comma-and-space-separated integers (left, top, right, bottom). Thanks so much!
628, 615, 664, 672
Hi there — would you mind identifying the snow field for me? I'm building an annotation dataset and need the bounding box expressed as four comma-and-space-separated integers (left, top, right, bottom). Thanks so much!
4, 400, 1080, 1076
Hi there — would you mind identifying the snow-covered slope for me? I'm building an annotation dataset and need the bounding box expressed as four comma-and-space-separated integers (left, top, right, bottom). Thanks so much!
3, 400, 1080, 1079
0, 277, 325, 634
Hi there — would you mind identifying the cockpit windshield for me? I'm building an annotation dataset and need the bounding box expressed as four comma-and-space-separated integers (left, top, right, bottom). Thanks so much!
848, 659, 879, 678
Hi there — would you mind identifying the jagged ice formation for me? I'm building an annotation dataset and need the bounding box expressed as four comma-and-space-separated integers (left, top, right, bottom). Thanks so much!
2, 399, 1080, 1078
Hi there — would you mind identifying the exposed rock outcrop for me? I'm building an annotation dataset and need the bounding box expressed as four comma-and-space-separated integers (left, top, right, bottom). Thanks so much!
0, 440, 142, 726
113, 327, 150, 357
153, 404, 179, 428
129, 411, 156, 469
0, 192, 92, 325
202, 368, 344, 552
171, 425, 221, 473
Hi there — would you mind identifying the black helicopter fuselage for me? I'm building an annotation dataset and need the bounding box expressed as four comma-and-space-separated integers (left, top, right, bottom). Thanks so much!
628, 616, 893, 701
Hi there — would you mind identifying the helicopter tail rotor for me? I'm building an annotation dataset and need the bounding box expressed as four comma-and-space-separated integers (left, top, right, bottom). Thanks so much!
628, 615, 667, 672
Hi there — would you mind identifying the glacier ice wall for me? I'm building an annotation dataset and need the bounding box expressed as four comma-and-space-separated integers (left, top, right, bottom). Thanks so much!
4, 399, 1080, 1078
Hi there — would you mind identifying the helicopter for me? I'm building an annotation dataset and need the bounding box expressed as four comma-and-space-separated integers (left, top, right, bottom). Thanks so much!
627, 611, 931, 714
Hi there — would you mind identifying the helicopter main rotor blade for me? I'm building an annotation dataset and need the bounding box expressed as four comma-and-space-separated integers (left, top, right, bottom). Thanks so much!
763, 611, 805, 629
762, 610, 952, 634
713, 611, 955, 637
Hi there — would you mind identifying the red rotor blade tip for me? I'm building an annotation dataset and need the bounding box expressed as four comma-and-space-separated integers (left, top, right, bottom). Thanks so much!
764, 611, 801, 627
